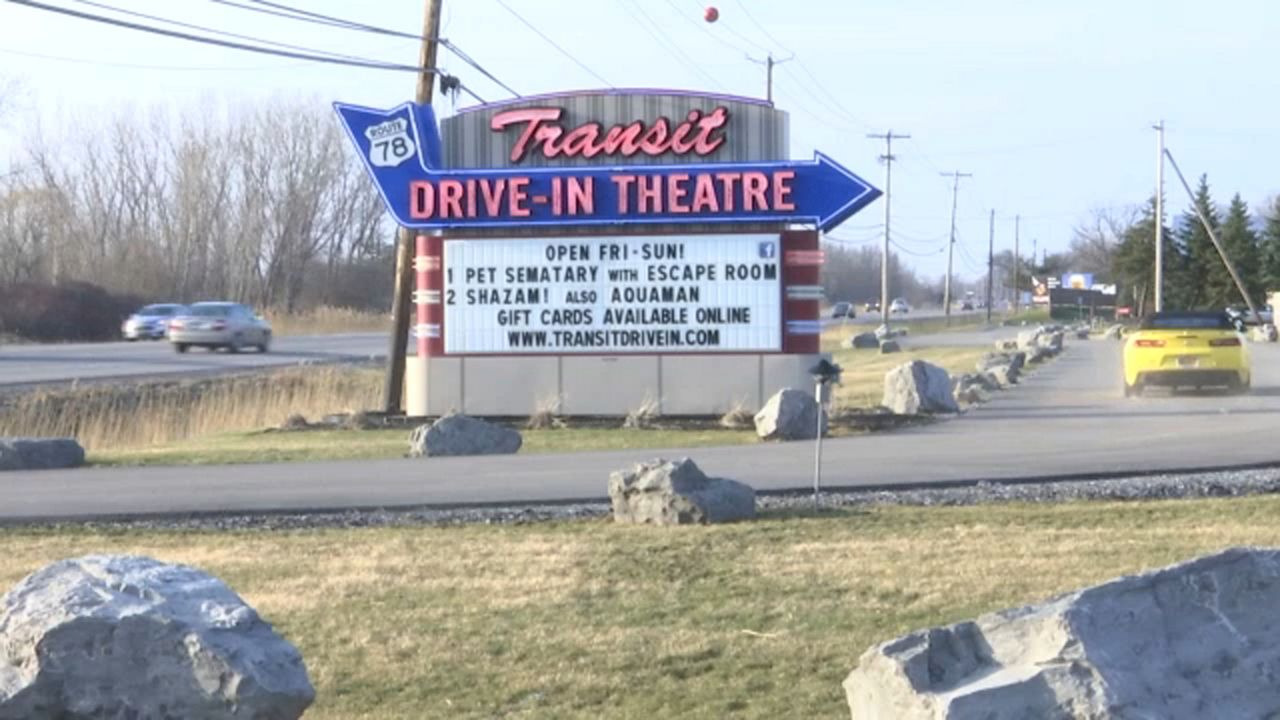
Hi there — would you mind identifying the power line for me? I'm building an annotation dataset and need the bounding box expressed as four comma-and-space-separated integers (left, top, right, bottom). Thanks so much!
493, 0, 613, 87
721, 2, 874, 132
0, 45, 300, 71
217, 0, 522, 98
209, 0, 356, 31
776, 63, 867, 128
702, 4, 771, 54
732, 0, 792, 55
67, 0, 377, 64
207, 0, 519, 98
890, 237, 946, 257
661, 0, 749, 55
4, 0, 486, 99
619, 0, 727, 91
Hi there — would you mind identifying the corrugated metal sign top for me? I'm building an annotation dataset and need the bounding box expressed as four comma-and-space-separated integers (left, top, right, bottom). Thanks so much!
441, 89, 789, 169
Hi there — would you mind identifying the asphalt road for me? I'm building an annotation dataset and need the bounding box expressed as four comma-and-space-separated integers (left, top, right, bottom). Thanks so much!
825, 305, 982, 326
3, 335, 1279, 521
0, 334, 388, 388
1, 310, 979, 388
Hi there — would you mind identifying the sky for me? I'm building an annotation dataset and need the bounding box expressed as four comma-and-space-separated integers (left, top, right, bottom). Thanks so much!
1, 0, 1277, 281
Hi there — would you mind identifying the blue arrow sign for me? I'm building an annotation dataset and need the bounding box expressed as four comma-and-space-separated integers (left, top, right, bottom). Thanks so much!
334, 101, 881, 232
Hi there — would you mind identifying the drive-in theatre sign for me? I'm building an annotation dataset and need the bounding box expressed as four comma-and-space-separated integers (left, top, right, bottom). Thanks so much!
335, 90, 882, 416
337, 100, 878, 231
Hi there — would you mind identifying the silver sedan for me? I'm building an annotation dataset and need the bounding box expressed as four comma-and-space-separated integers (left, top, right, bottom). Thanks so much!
167, 302, 272, 354
121, 304, 186, 340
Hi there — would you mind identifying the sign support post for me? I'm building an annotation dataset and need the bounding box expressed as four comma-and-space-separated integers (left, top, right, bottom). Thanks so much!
384, 0, 443, 414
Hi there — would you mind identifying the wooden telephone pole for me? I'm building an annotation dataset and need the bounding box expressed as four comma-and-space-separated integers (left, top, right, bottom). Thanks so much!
384, 0, 443, 413
747, 53, 793, 103
940, 170, 972, 325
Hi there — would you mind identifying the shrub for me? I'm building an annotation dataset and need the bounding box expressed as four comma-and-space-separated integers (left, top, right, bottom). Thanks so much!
0, 281, 151, 342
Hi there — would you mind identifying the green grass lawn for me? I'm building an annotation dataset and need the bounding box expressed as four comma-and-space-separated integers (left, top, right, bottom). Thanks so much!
4, 495, 1276, 718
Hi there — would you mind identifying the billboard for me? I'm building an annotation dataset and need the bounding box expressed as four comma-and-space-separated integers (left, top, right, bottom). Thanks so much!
442, 233, 782, 354
1061, 272, 1094, 290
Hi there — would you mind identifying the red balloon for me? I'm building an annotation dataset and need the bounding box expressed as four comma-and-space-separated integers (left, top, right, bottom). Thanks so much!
704, 6, 719, 22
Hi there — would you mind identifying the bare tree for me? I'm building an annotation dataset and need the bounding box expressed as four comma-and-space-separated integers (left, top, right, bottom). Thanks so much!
1069, 206, 1139, 278
0, 97, 391, 310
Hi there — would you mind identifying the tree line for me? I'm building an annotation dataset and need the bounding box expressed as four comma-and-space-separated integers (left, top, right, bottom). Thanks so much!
0, 99, 392, 312
1107, 180, 1280, 315
820, 243, 959, 309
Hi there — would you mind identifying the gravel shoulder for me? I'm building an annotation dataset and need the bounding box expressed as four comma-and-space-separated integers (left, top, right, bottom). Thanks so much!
22, 464, 1280, 531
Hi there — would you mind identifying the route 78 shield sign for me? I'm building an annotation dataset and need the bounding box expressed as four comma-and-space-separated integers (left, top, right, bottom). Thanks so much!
363, 117, 416, 168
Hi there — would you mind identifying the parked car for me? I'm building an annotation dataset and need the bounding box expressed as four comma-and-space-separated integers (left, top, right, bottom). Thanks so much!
1225, 304, 1273, 329
1122, 311, 1250, 397
168, 302, 271, 354
889, 298, 910, 314
121, 303, 187, 341
830, 301, 856, 319
960, 300, 975, 311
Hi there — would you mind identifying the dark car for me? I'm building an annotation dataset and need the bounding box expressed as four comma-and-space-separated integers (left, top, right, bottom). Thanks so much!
864, 299, 881, 313
831, 301, 856, 319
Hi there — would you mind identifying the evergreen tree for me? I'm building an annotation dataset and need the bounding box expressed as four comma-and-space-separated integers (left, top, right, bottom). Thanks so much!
1112, 196, 1182, 314
1208, 194, 1262, 308
1260, 196, 1280, 296
1175, 174, 1220, 308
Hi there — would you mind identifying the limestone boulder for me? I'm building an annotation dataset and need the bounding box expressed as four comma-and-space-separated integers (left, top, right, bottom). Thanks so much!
985, 364, 1019, 388
976, 351, 1025, 374
608, 458, 755, 525
408, 414, 522, 457
954, 384, 985, 405
1015, 328, 1042, 350
0, 555, 314, 719
954, 372, 999, 393
0, 438, 85, 472
1026, 346, 1052, 364
883, 361, 959, 415
1036, 330, 1064, 355
844, 547, 1280, 720
993, 339, 1018, 351
878, 339, 902, 354
874, 324, 908, 341
848, 332, 880, 349
754, 388, 823, 441
1249, 324, 1277, 342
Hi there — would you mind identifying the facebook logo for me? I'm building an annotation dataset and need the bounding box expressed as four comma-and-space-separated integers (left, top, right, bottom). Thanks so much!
758, 241, 777, 259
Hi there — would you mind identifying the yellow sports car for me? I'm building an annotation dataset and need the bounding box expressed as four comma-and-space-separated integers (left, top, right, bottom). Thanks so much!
1123, 311, 1251, 397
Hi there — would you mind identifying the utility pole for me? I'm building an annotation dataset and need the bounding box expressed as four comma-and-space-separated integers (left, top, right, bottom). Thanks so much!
940, 170, 972, 325
986, 208, 995, 325
867, 130, 910, 326
1153, 120, 1165, 312
383, 0, 444, 414
1165, 148, 1262, 321
1013, 214, 1021, 315
747, 53, 793, 103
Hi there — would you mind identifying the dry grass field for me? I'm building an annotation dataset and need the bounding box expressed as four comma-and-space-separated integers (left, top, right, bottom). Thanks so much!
264, 306, 390, 336
0, 366, 382, 451
2, 495, 1275, 718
